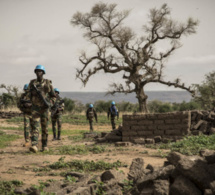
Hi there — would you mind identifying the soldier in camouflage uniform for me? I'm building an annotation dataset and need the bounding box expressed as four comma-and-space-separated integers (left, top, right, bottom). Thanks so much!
51, 88, 64, 140
26, 65, 56, 153
86, 104, 97, 132
108, 101, 119, 130
17, 84, 33, 147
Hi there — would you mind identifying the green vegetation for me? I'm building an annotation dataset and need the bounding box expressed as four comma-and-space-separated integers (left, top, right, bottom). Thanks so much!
146, 134, 215, 155
0, 130, 20, 148
56, 145, 107, 155
0, 180, 23, 194
62, 114, 122, 126
49, 157, 124, 172
32, 180, 55, 195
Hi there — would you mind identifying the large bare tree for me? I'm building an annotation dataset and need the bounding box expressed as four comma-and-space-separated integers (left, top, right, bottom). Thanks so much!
71, 3, 198, 112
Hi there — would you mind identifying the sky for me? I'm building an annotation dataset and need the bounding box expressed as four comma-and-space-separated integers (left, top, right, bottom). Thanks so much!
0, 0, 215, 92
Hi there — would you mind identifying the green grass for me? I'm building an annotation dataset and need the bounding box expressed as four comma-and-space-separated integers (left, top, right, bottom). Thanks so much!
0, 130, 20, 148
0, 180, 23, 194
49, 156, 125, 172
62, 114, 122, 126
146, 134, 215, 155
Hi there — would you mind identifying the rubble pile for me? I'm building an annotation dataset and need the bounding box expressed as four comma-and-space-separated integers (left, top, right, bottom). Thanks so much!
14, 150, 215, 195
190, 110, 215, 135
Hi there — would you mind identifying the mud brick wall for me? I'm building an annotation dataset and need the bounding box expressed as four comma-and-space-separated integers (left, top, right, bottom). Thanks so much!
122, 111, 191, 142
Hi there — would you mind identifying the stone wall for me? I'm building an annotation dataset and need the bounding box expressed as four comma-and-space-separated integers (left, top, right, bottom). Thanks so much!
122, 111, 191, 142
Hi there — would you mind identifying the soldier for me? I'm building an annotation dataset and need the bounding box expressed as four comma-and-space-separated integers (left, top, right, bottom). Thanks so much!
17, 84, 33, 147
108, 101, 119, 130
51, 88, 64, 141
86, 104, 97, 132
26, 65, 56, 153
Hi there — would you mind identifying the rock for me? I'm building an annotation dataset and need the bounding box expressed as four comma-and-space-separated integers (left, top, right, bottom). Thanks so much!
145, 138, 154, 144
167, 152, 215, 190
133, 138, 145, 144
115, 142, 132, 147
199, 149, 215, 164
210, 180, 215, 194
153, 180, 169, 195
128, 158, 145, 181
136, 165, 175, 192
204, 189, 213, 195
170, 175, 201, 195
154, 136, 162, 143
101, 170, 126, 183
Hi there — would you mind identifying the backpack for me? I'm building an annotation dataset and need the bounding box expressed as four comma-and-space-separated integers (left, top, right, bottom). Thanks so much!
110, 106, 118, 116
88, 108, 94, 119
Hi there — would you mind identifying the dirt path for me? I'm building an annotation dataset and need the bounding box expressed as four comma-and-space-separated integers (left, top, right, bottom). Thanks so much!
0, 122, 167, 188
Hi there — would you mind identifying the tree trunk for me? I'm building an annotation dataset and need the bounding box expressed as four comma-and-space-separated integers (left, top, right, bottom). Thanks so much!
136, 88, 148, 113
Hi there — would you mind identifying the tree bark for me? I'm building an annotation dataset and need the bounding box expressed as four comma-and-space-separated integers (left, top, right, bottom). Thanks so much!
136, 88, 148, 113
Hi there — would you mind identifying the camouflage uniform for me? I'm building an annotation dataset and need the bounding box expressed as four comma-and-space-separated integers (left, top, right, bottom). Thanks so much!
17, 91, 33, 143
108, 105, 119, 130
27, 79, 55, 148
51, 95, 64, 140
86, 108, 97, 132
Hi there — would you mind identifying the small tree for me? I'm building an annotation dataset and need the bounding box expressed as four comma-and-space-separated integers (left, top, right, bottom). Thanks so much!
193, 71, 215, 110
72, 3, 198, 112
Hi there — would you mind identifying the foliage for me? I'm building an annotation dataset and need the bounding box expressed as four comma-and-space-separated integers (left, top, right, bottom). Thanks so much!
122, 179, 133, 194
147, 134, 215, 155
63, 97, 75, 112
0, 180, 23, 195
193, 71, 215, 110
148, 100, 201, 113
0, 130, 20, 148
49, 157, 124, 172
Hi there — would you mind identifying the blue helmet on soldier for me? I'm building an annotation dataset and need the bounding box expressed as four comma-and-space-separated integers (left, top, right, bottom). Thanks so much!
34, 65, 46, 74
89, 104, 93, 108
111, 101, 115, 105
23, 84, 29, 90
54, 88, 60, 94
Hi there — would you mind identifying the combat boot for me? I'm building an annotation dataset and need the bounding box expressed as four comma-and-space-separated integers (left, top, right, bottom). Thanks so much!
29, 145, 38, 153
23, 142, 30, 147
41, 147, 49, 152
57, 131, 61, 140
52, 132, 56, 141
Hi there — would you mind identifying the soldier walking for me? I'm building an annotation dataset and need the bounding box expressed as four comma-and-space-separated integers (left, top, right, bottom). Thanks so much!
108, 101, 119, 130
26, 65, 56, 153
17, 84, 33, 147
86, 104, 97, 132
51, 88, 64, 140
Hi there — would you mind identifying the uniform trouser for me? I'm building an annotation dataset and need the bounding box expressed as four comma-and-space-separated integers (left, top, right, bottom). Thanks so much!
51, 114, 62, 135
31, 109, 49, 147
89, 119, 93, 131
111, 116, 116, 130
23, 114, 33, 142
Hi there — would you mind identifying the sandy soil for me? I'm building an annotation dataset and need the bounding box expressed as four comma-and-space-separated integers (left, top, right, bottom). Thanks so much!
0, 119, 167, 188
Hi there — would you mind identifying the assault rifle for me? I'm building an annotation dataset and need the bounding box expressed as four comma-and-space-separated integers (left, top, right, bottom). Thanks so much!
32, 84, 50, 109
51, 99, 64, 117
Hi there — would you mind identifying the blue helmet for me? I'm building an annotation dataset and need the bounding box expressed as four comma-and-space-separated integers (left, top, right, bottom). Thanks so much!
23, 84, 29, 90
54, 88, 60, 94
89, 104, 93, 108
34, 65, 46, 74
111, 101, 115, 105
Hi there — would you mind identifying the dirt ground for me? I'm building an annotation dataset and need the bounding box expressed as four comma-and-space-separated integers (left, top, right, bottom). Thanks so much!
0, 119, 167, 189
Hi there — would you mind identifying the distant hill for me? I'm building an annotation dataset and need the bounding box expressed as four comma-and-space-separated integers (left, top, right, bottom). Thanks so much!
60, 91, 192, 104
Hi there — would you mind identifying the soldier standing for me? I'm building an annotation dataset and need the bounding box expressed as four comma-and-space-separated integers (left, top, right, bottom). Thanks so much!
51, 88, 64, 140
108, 101, 119, 130
17, 84, 32, 147
86, 104, 97, 132
26, 65, 56, 153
